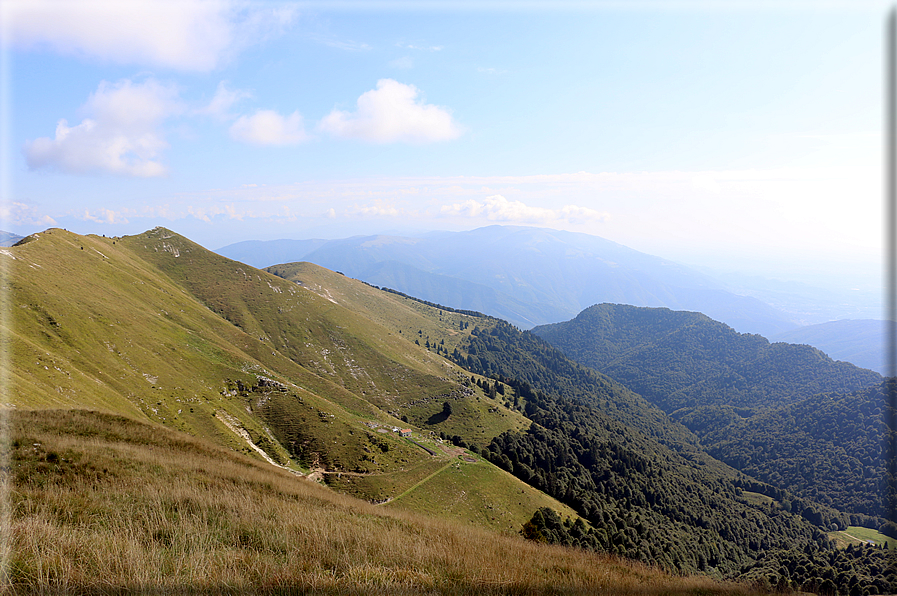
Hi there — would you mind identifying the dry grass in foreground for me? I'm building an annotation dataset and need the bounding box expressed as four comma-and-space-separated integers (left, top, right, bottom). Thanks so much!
5, 409, 766, 595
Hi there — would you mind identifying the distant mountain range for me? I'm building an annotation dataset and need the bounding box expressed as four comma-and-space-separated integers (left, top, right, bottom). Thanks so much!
770, 319, 886, 375
218, 225, 799, 337
0, 230, 24, 246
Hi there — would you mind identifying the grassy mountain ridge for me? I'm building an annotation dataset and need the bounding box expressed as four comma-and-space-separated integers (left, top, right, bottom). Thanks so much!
5, 227, 569, 532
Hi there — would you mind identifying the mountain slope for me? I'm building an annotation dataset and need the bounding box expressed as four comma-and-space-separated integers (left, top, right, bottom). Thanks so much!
770, 319, 886, 375
531, 302, 886, 520
8, 227, 881, 589
14, 408, 750, 595
5, 227, 571, 532
701, 381, 891, 517
531, 303, 881, 425
217, 225, 798, 335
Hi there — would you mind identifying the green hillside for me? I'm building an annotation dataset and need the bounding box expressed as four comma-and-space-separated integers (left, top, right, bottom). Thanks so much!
11, 408, 760, 595
702, 382, 890, 517
4, 227, 565, 530
531, 302, 888, 522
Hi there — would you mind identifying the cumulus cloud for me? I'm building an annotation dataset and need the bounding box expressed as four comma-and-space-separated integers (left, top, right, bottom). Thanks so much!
440, 195, 608, 224
229, 110, 308, 146
319, 79, 462, 144
6, 0, 295, 71
24, 78, 180, 177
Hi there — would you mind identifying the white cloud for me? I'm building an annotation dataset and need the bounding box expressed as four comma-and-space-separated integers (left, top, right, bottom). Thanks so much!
319, 79, 462, 144
0, 201, 57, 226
23, 78, 180, 177
83, 208, 128, 224
346, 204, 402, 217
6, 0, 295, 71
198, 81, 251, 120
229, 110, 308, 146
440, 195, 608, 225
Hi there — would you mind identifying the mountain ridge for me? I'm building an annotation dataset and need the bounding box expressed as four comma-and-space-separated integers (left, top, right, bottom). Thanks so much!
216, 225, 799, 336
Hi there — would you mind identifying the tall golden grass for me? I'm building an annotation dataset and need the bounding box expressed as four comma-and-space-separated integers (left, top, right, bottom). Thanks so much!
5, 410, 764, 595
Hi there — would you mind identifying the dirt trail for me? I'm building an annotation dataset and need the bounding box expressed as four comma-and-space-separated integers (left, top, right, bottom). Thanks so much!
384, 461, 455, 505
214, 411, 302, 477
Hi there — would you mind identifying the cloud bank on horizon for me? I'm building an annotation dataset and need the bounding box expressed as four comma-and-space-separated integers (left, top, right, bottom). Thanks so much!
2, 0, 885, 286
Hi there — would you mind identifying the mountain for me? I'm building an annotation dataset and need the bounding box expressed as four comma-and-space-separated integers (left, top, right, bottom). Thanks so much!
700, 382, 891, 518
770, 319, 886, 375
7, 227, 567, 530
217, 225, 798, 336
0, 229, 24, 246
531, 303, 881, 425
531, 303, 887, 519
8, 227, 892, 594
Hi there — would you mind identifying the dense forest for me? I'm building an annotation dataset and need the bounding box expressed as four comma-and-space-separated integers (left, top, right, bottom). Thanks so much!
480, 380, 828, 575
435, 315, 897, 592
442, 322, 855, 576
531, 303, 881, 424
701, 382, 890, 518
450, 321, 697, 449
530, 303, 888, 518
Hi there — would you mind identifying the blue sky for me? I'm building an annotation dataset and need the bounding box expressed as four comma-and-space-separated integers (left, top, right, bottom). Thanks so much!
0, 1, 887, 290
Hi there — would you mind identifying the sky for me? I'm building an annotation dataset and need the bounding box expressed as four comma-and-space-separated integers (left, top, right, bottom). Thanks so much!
0, 0, 889, 292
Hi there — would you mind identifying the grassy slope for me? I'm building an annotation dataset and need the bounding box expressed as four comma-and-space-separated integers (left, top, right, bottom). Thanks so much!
9, 409, 761, 595
266, 261, 530, 444
828, 527, 897, 549
3, 228, 565, 533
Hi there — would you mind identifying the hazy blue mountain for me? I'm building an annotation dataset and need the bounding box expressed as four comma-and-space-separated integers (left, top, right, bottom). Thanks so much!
770, 319, 886, 375
698, 268, 882, 325
357, 260, 573, 327
1, 231, 24, 247
211, 238, 328, 269
218, 225, 798, 336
